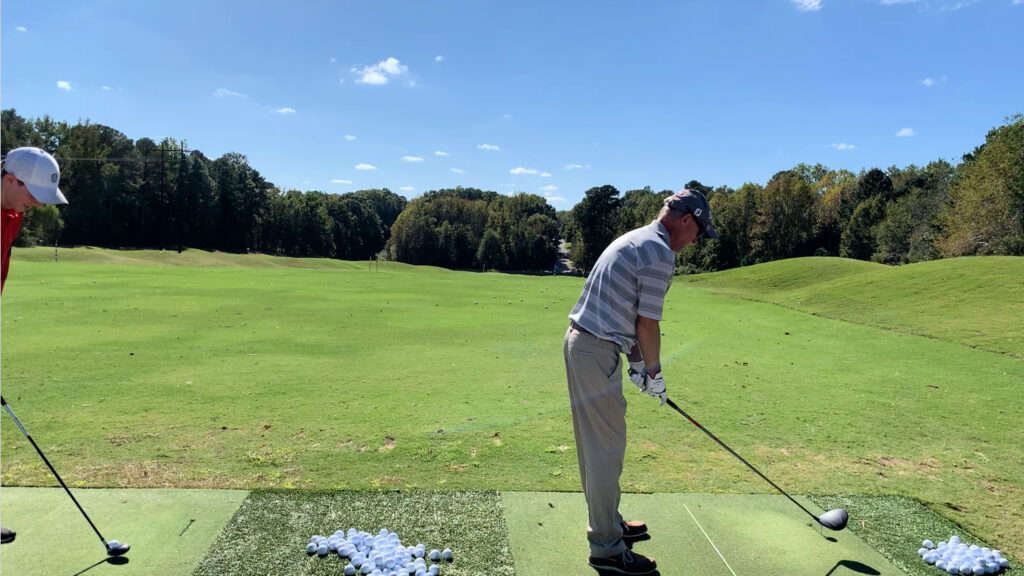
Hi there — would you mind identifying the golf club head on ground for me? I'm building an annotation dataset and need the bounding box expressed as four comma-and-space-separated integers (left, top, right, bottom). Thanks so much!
106, 541, 130, 556
817, 509, 849, 531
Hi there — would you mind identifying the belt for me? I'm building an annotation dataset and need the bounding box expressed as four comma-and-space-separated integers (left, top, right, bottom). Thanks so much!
570, 322, 596, 337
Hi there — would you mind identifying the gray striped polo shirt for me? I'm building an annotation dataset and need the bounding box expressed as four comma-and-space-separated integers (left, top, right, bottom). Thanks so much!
568, 221, 675, 353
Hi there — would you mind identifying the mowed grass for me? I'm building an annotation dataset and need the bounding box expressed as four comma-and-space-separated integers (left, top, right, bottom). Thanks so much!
2, 247, 1022, 563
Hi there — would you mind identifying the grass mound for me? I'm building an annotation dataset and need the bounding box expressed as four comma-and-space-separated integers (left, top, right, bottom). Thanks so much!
683, 256, 1024, 357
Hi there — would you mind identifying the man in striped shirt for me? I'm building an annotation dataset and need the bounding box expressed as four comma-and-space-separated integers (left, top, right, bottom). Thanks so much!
565, 189, 717, 575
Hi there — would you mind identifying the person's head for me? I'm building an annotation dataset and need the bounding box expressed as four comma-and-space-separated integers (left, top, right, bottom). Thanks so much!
1, 147, 68, 213
657, 188, 719, 251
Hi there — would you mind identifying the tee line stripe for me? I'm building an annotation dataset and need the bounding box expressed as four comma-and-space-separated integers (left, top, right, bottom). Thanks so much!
683, 502, 739, 576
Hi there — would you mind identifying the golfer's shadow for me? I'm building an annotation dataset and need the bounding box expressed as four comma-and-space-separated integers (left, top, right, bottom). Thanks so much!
824, 559, 880, 575
72, 555, 129, 575
593, 570, 660, 576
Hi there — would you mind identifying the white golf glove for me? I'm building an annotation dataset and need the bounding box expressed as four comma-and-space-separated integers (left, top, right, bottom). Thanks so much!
640, 369, 666, 405
627, 361, 646, 388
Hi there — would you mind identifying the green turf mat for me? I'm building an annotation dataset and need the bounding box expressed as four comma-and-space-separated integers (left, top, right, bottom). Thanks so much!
192, 490, 515, 576
0, 487, 247, 575
501, 492, 905, 575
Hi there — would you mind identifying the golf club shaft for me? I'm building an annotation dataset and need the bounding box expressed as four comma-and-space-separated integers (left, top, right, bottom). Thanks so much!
1, 396, 109, 546
664, 397, 822, 524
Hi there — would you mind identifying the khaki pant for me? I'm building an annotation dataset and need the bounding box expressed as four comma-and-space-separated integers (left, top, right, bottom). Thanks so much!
563, 325, 627, 558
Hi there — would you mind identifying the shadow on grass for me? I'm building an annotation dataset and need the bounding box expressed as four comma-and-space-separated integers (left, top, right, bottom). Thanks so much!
824, 559, 880, 575
71, 555, 129, 576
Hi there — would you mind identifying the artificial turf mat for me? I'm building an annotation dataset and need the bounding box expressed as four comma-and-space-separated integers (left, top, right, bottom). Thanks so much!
501, 492, 904, 575
192, 490, 516, 576
0, 487, 247, 575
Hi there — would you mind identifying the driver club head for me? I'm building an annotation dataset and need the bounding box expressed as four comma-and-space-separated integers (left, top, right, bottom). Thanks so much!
817, 509, 849, 531
106, 542, 130, 556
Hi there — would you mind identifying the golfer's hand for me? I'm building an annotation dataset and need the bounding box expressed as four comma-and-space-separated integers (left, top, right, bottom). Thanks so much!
627, 361, 646, 389
641, 370, 666, 405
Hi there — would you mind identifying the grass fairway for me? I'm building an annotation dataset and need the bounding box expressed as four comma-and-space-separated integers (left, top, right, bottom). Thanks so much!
2, 247, 1022, 567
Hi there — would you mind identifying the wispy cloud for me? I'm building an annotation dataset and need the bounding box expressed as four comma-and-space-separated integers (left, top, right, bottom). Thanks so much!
1015, 0, 1023, 5
450, 168, 464, 174
435, 55, 444, 62
330, 57, 337, 63
16, 26, 27, 32
345, 135, 357, 141
540, 172, 552, 178
896, 128, 916, 137
402, 156, 424, 162
275, 107, 296, 115
879, 0, 921, 4
400, 186, 415, 192
791, 0, 822, 11
510, 167, 539, 175
102, 86, 111, 91
478, 144, 500, 151
214, 88, 246, 98
565, 164, 589, 170
829, 143, 856, 150
920, 77, 935, 87
56, 81, 71, 91
332, 179, 353, 184
353, 57, 408, 85
540, 185, 558, 191
435, 150, 449, 156
355, 163, 376, 170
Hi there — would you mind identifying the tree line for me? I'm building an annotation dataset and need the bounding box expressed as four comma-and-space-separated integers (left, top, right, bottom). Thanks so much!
566, 113, 1023, 272
3, 109, 1021, 273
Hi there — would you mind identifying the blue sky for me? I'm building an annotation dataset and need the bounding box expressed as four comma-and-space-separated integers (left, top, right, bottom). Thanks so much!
2, 0, 1022, 208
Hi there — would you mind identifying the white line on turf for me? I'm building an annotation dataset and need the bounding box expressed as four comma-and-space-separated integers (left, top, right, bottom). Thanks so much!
683, 503, 738, 576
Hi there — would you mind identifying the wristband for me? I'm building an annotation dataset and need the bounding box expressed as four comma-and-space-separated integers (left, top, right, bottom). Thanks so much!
645, 364, 662, 376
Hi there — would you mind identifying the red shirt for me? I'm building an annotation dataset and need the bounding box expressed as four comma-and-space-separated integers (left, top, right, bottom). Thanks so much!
2, 207, 24, 293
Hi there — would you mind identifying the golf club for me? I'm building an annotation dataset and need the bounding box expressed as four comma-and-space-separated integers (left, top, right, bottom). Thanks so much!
664, 397, 849, 531
1, 396, 130, 556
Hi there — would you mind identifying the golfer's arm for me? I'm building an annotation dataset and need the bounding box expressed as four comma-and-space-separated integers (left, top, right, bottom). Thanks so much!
635, 315, 661, 372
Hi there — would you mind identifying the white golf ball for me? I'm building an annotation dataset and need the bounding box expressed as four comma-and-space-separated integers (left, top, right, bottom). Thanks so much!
441, 549, 452, 561
924, 540, 935, 549
345, 565, 357, 576
429, 549, 440, 561
318, 545, 329, 556
361, 563, 374, 575
307, 543, 318, 554
428, 565, 439, 576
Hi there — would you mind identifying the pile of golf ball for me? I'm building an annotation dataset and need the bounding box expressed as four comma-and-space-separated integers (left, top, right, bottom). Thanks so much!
305, 528, 453, 576
918, 536, 1010, 574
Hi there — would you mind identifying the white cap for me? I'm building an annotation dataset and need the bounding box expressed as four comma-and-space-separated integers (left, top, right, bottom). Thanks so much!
3, 147, 68, 204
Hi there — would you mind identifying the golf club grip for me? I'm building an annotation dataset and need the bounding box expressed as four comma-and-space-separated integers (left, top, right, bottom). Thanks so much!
664, 397, 820, 523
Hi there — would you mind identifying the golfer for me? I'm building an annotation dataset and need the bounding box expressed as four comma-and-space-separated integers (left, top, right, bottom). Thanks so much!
564, 189, 717, 575
1, 146, 68, 544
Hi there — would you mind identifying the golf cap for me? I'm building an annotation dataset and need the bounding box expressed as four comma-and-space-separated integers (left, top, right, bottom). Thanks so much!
3, 147, 68, 204
664, 189, 718, 239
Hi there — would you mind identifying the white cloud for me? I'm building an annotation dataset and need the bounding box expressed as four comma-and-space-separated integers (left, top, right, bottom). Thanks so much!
400, 186, 415, 192
405, 79, 418, 88
355, 163, 376, 170
896, 128, 916, 137
275, 107, 296, 114
16, 26, 27, 32
345, 135, 357, 141
565, 164, 587, 170
921, 77, 935, 87
880, 0, 921, 4
478, 144, 500, 151
402, 156, 424, 162
791, 0, 822, 11
435, 55, 444, 62
353, 57, 408, 85
511, 167, 539, 175
102, 86, 111, 91
214, 88, 245, 98
540, 185, 559, 191
1015, 0, 1023, 5
435, 150, 449, 156
332, 179, 353, 184
829, 143, 856, 150
56, 81, 72, 91
330, 57, 337, 63
540, 172, 552, 178
450, 168, 464, 174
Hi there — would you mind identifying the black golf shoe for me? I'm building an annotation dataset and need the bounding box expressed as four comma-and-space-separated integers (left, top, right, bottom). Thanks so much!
588, 549, 657, 575
1, 527, 15, 544
621, 521, 650, 546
